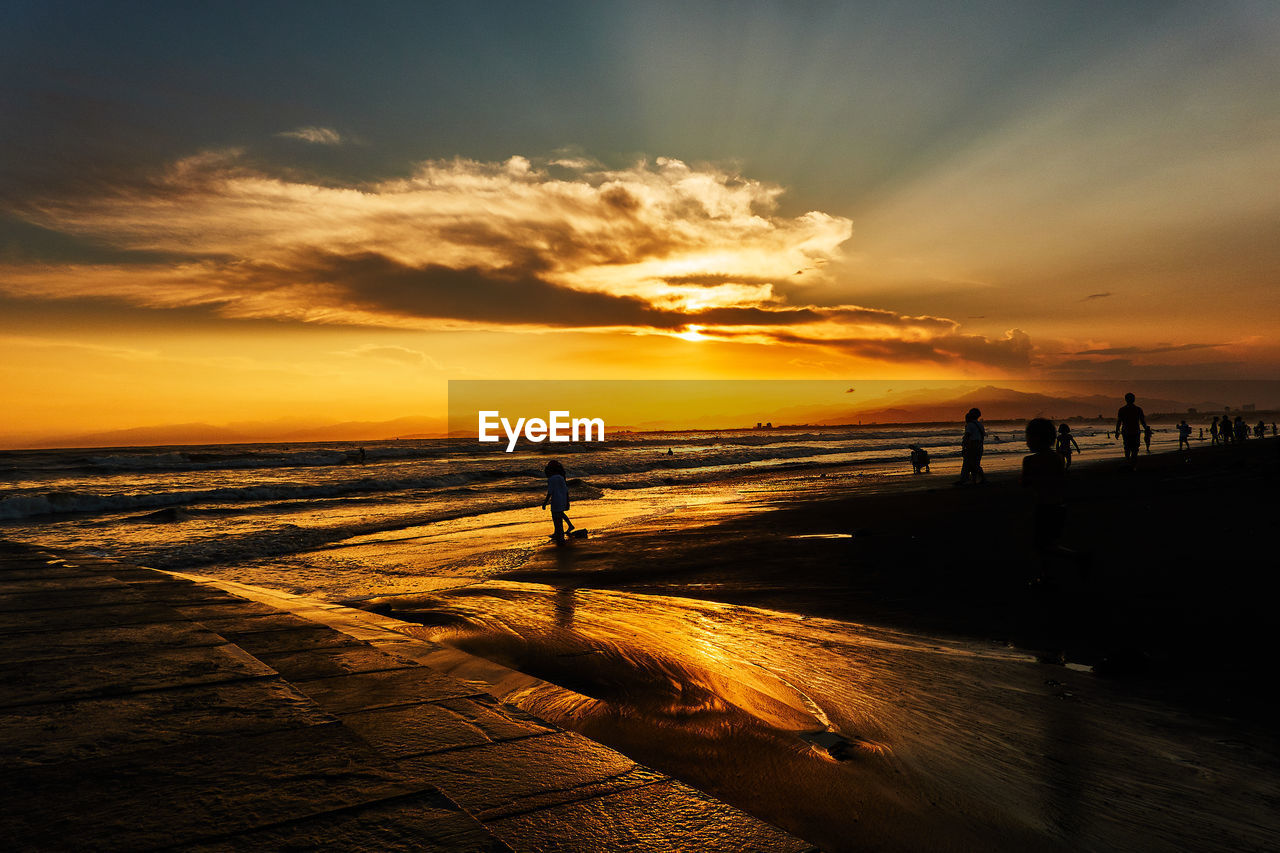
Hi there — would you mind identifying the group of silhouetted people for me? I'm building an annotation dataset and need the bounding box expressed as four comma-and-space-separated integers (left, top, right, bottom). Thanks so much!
1209, 414, 1273, 445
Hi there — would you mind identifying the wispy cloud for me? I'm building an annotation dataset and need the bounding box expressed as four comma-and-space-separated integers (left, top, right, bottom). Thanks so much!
341, 344, 442, 370
276, 126, 344, 145
1081, 292, 1112, 301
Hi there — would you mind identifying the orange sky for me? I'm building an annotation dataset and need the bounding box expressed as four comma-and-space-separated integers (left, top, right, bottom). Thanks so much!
2, 3, 1277, 446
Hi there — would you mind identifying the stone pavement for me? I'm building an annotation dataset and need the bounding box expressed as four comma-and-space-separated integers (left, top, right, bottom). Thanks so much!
0, 541, 816, 852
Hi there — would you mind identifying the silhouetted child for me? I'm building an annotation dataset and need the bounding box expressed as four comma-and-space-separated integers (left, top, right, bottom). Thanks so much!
909, 445, 930, 474
1022, 418, 1067, 558
1142, 423, 1153, 453
541, 460, 574, 543
1055, 423, 1081, 468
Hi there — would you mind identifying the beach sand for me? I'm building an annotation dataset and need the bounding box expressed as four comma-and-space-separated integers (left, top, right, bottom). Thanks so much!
370, 438, 1280, 852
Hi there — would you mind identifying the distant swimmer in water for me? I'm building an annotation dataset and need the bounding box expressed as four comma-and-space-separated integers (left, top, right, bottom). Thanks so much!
541, 460, 574, 544
1055, 423, 1081, 469
1114, 393, 1148, 469
667, 448, 674, 456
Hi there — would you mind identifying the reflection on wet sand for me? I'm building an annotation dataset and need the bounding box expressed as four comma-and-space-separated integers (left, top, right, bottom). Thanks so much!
369, 581, 1275, 852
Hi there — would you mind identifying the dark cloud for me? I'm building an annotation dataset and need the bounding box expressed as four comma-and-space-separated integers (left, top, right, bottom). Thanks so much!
1074, 342, 1222, 356
662, 273, 781, 287
709, 327, 1036, 368
1081, 292, 1112, 301
286, 251, 681, 329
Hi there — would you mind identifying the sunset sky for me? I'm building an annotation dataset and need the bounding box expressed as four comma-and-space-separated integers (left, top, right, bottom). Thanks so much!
2, 1, 1277, 444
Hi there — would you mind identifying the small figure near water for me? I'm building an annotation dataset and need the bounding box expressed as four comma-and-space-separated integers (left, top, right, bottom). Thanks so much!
1143, 423, 1153, 454
909, 445, 930, 474
1115, 393, 1148, 470
1210, 416, 1220, 445
1255, 420, 1267, 439
1055, 423, 1081, 468
1234, 416, 1249, 443
1177, 420, 1192, 451
955, 407, 986, 485
541, 460, 575, 544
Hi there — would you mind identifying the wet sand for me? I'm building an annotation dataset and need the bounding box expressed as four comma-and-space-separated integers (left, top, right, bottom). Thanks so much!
370, 439, 1280, 851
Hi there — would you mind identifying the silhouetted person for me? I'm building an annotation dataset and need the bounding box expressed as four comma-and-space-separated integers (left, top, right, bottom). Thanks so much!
541, 460, 574, 543
1055, 423, 1081, 468
357, 447, 366, 464
1177, 420, 1192, 451
1234, 416, 1248, 442
1115, 393, 1148, 469
1209, 417, 1220, 445
1022, 417, 1067, 559
1272, 423, 1278, 437
1256, 420, 1267, 439
1142, 423, 1153, 454
955, 407, 986, 485
909, 445, 930, 474
1220, 414, 1232, 445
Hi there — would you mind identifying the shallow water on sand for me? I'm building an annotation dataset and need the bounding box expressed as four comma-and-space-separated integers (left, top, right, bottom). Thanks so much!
380, 581, 1277, 853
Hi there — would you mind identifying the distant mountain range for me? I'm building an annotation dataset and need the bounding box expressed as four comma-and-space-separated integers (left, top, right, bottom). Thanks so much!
817, 385, 1227, 425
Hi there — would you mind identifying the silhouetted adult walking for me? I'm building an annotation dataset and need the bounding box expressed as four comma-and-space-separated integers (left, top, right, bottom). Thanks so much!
1115, 393, 1148, 469
955, 407, 986, 485
1177, 420, 1192, 451
1209, 416, 1220, 445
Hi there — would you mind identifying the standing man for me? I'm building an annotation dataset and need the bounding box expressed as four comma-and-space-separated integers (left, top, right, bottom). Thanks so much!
1115, 393, 1148, 470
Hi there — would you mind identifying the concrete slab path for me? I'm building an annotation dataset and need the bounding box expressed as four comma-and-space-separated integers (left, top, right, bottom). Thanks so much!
0, 540, 815, 852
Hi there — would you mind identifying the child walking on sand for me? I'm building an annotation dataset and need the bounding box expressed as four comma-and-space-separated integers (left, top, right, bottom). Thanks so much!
1055, 423, 1081, 469
541, 460, 574, 543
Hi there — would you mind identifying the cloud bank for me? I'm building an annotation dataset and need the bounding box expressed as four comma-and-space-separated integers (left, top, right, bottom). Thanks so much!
2, 152, 1035, 367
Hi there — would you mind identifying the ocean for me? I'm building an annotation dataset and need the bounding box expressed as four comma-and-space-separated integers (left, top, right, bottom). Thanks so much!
0, 422, 1162, 599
